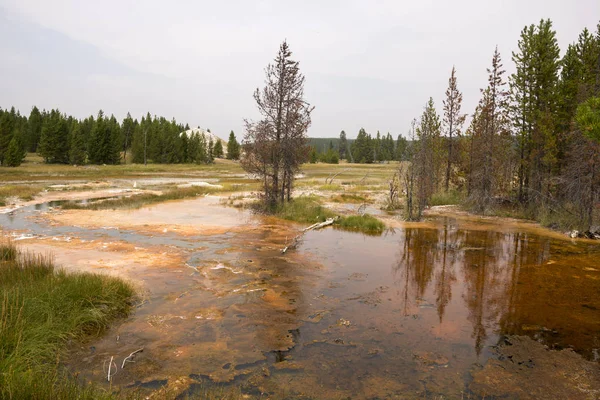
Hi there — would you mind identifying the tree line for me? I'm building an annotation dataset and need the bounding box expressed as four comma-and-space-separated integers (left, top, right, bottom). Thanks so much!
0, 107, 241, 166
403, 19, 600, 230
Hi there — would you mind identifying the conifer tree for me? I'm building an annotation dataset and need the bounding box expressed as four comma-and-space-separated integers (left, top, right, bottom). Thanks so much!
242, 41, 313, 205
213, 139, 224, 158
442, 66, 466, 192
510, 20, 560, 203
4, 134, 25, 167
226, 131, 240, 160
38, 109, 70, 164
121, 112, 135, 164
196, 133, 208, 164
396, 134, 407, 161
69, 122, 86, 165
351, 128, 371, 163
25, 106, 43, 152
208, 137, 214, 163
0, 110, 14, 165
469, 47, 510, 212
338, 130, 348, 159
414, 97, 441, 212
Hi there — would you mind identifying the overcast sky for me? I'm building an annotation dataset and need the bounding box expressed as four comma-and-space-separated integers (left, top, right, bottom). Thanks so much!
0, 1, 598, 139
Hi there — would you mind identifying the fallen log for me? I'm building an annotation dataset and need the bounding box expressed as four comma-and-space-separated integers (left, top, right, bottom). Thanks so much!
281, 217, 338, 253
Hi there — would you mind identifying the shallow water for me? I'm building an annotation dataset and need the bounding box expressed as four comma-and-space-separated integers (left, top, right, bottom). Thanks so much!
2, 200, 600, 398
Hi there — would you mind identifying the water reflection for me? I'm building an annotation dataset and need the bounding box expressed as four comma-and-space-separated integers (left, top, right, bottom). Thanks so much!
394, 220, 599, 358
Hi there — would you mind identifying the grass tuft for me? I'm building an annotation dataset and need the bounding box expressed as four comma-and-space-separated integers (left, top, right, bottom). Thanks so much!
0, 241, 135, 399
429, 190, 464, 206
337, 214, 386, 235
0, 184, 43, 206
0, 241, 17, 261
259, 196, 386, 235
272, 196, 337, 223
330, 193, 370, 204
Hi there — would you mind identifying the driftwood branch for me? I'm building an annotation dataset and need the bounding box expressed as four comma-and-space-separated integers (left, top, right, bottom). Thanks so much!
359, 173, 369, 184
357, 203, 368, 216
121, 348, 144, 369
107, 356, 117, 382
281, 217, 338, 253
325, 168, 350, 184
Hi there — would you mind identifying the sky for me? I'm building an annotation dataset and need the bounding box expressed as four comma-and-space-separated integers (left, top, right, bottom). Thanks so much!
0, 1, 598, 140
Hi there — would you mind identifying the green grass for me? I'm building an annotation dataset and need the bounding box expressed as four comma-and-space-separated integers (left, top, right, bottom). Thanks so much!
0, 184, 44, 206
0, 242, 18, 262
429, 190, 464, 206
273, 195, 337, 223
61, 186, 220, 211
0, 154, 246, 182
0, 242, 135, 399
337, 214, 386, 235
264, 196, 386, 235
330, 193, 370, 203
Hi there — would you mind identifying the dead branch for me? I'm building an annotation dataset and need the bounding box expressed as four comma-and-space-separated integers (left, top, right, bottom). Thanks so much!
282, 217, 338, 253
325, 168, 350, 184
357, 203, 368, 216
359, 173, 369, 184
107, 356, 117, 382
121, 348, 144, 369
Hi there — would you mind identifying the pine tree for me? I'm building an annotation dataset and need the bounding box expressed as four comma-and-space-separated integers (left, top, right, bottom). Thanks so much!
88, 111, 120, 165
576, 96, 600, 142
226, 131, 240, 160
122, 112, 135, 164
396, 134, 407, 161
442, 66, 466, 192
414, 97, 442, 212
38, 109, 70, 164
213, 139, 224, 158
69, 122, 86, 165
196, 133, 208, 164
25, 106, 43, 152
351, 128, 371, 163
575, 28, 600, 100
4, 133, 25, 167
241, 41, 314, 205
469, 47, 511, 212
338, 130, 348, 159
510, 20, 560, 203
208, 137, 214, 163
0, 110, 14, 165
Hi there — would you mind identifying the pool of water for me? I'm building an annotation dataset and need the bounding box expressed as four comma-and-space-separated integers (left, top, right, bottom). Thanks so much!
3, 201, 599, 398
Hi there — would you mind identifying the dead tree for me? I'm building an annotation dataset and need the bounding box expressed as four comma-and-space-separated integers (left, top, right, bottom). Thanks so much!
242, 41, 313, 208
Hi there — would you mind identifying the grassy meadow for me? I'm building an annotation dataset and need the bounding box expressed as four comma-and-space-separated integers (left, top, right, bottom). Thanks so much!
0, 242, 135, 400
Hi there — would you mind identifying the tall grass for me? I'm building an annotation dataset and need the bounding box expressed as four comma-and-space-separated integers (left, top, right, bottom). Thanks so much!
0, 185, 43, 206
337, 214, 385, 235
262, 196, 386, 234
329, 193, 370, 204
271, 195, 337, 223
0, 242, 135, 399
429, 190, 464, 206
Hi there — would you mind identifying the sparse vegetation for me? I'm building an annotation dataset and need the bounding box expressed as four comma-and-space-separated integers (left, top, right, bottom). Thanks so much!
270, 195, 336, 223
0, 242, 135, 400
0, 184, 43, 205
330, 193, 369, 203
430, 190, 464, 206
61, 186, 220, 211
337, 214, 385, 235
